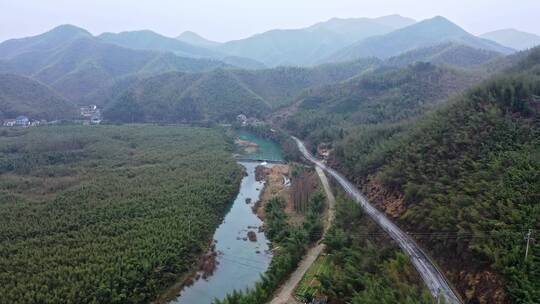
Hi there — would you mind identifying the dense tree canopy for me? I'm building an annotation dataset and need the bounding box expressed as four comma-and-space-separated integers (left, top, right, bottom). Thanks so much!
285, 62, 480, 148
366, 71, 540, 302
0, 125, 242, 303
289, 47, 540, 303
319, 195, 435, 304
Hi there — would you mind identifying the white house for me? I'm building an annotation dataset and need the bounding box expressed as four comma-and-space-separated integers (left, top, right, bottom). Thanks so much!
30, 120, 42, 127
236, 114, 248, 126
15, 116, 30, 127
80, 105, 99, 117
3, 119, 16, 127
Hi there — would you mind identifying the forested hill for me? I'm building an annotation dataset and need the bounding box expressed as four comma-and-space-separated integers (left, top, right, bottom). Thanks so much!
103, 58, 381, 123
102, 46, 528, 126
386, 42, 503, 68
332, 48, 540, 303
0, 74, 77, 120
0, 35, 231, 105
0, 24, 91, 60
284, 62, 481, 144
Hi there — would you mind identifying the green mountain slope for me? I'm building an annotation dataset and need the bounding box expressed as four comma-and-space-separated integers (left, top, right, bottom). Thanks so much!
231, 58, 381, 108
285, 62, 481, 145
328, 48, 540, 303
0, 25, 91, 60
481, 29, 540, 51
386, 42, 503, 68
104, 70, 269, 123
0, 74, 76, 120
0, 34, 230, 104
104, 58, 381, 123
325, 16, 514, 63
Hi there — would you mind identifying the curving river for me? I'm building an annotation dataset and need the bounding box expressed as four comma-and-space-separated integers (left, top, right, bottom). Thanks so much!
171, 131, 283, 304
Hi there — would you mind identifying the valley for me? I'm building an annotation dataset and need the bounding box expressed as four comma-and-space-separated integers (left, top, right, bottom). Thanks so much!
0, 6, 539, 304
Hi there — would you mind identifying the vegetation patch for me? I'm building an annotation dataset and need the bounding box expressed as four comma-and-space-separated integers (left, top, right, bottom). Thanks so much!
0, 125, 242, 303
294, 254, 331, 299
307, 194, 435, 304
363, 71, 540, 303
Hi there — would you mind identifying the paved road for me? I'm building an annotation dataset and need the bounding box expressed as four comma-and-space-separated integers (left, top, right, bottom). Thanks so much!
269, 167, 336, 304
292, 137, 462, 304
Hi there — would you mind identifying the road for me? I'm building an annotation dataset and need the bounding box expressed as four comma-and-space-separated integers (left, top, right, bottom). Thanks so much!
292, 137, 462, 304
269, 167, 336, 304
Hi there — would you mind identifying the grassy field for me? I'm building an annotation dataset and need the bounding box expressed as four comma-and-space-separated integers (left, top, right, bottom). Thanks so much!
294, 255, 331, 299
0, 125, 242, 304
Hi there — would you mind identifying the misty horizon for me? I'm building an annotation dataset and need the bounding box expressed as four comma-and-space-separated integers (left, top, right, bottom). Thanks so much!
1, 0, 539, 43
1, 14, 538, 45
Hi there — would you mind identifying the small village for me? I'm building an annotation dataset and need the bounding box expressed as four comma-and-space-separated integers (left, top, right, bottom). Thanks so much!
236, 114, 263, 127
1, 105, 102, 128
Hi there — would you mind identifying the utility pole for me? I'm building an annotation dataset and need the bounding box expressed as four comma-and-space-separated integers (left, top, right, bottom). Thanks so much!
525, 229, 533, 261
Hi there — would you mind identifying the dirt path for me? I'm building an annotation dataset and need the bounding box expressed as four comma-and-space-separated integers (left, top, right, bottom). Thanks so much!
316, 166, 336, 234
268, 166, 335, 304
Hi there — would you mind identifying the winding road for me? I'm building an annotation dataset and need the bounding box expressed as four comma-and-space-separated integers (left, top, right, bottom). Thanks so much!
292, 137, 462, 304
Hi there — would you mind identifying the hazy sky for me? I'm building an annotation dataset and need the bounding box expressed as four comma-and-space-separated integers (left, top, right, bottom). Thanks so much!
1, 0, 539, 42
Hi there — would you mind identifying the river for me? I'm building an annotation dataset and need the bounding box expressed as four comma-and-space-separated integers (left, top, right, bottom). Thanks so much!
171, 131, 283, 304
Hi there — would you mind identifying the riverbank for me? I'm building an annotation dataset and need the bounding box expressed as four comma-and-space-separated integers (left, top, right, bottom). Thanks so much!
154, 216, 239, 304
168, 130, 284, 304
253, 164, 290, 221
169, 162, 273, 304
154, 162, 248, 304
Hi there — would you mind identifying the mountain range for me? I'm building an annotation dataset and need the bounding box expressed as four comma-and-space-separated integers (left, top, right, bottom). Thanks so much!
98, 30, 265, 69
103, 58, 381, 123
215, 15, 416, 66
98, 30, 221, 58
324, 16, 514, 63
0, 15, 537, 122
0, 25, 233, 106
